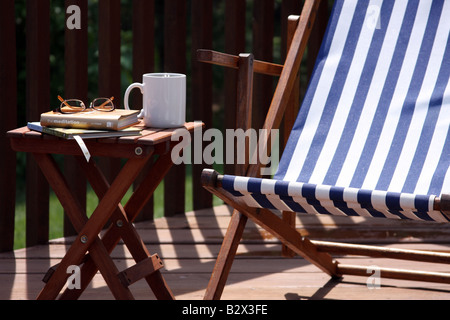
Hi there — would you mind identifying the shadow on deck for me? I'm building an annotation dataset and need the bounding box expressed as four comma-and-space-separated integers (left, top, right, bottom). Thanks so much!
2, 205, 450, 300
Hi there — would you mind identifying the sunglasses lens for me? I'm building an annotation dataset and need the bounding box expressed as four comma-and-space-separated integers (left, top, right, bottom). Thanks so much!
92, 98, 114, 111
60, 99, 84, 113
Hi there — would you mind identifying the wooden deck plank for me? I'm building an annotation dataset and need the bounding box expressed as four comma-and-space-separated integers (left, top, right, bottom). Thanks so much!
3, 267, 450, 300
1, 205, 450, 300
3, 255, 450, 276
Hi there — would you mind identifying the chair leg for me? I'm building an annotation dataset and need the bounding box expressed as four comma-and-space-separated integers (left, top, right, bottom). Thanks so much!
282, 211, 296, 257
204, 209, 248, 300
202, 170, 341, 287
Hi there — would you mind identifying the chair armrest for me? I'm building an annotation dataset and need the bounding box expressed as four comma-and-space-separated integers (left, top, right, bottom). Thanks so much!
197, 49, 283, 76
200, 168, 221, 188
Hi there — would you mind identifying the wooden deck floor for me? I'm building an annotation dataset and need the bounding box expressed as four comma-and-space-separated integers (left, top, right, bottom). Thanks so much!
2, 204, 450, 300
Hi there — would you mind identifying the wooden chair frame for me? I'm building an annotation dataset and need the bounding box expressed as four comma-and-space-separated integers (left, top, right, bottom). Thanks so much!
199, 0, 450, 300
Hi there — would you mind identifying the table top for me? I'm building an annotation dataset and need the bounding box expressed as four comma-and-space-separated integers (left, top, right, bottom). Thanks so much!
7, 121, 203, 158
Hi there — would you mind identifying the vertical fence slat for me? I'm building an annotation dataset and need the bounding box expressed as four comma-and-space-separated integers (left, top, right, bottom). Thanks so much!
98, 0, 121, 184
252, 0, 274, 134
63, 0, 88, 237
132, 0, 155, 95
281, 0, 303, 61
163, 0, 187, 216
280, 0, 302, 150
191, 0, 213, 210
0, 0, 17, 252
224, 0, 246, 176
307, 0, 328, 78
25, 0, 51, 247
132, 0, 155, 221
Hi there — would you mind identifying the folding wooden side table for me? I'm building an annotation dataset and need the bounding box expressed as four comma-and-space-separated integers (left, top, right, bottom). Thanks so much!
7, 121, 202, 300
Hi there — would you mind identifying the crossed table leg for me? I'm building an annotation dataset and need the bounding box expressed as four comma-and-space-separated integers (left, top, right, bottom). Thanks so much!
32, 146, 175, 300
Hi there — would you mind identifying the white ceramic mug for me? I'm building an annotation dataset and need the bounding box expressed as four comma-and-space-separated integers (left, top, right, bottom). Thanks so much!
124, 73, 186, 128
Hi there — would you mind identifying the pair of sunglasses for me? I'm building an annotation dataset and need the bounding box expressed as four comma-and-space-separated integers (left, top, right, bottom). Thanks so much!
55, 95, 115, 114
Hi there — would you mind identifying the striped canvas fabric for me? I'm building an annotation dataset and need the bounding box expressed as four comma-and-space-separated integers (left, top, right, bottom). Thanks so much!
222, 0, 450, 222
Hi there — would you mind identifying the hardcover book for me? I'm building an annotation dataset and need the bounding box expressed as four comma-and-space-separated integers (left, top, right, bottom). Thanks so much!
40, 109, 140, 130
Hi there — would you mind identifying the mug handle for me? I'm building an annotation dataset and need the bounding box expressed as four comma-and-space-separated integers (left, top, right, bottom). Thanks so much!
124, 82, 145, 118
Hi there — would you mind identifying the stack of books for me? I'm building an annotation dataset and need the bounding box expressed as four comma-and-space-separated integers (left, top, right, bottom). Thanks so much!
28, 109, 142, 139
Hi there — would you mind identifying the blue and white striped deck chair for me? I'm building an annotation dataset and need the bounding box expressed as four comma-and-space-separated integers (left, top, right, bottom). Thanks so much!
202, 0, 450, 299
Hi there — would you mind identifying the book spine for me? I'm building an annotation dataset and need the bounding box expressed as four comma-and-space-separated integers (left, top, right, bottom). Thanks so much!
40, 115, 119, 130
41, 127, 70, 139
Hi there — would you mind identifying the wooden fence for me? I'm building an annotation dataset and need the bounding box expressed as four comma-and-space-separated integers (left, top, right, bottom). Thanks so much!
0, 0, 328, 252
